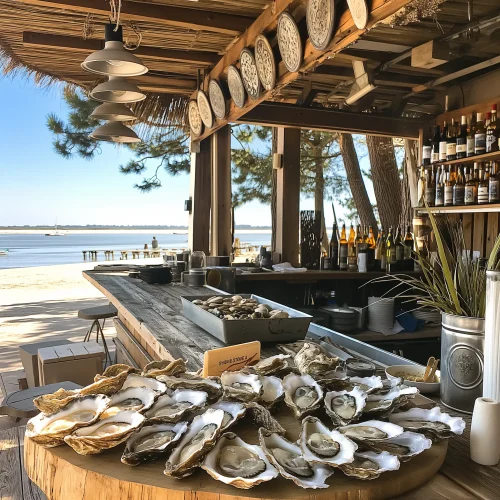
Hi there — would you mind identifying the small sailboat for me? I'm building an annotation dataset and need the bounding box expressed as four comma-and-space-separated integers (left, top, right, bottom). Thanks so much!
0, 249, 8, 256
45, 219, 66, 236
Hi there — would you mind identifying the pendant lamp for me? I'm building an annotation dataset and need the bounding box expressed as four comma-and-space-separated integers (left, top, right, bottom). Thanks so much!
90, 76, 146, 103
90, 102, 136, 121
82, 24, 148, 77
90, 121, 141, 143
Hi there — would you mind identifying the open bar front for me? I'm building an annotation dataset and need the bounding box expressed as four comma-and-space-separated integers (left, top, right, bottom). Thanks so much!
3, 0, 500, 499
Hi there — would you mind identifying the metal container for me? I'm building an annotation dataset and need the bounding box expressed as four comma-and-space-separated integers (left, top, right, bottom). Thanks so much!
181, 294, 312, 345
441, 313, 484, 414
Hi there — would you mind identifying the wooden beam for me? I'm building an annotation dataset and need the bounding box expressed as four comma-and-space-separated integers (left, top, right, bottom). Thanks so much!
210, 126, 232, 257
275, 128, 300, 267
22, 32, 219, 65
295, 81, 318, 107
238, 103, 425, 139
193, 0, 416, 142
17, 0, 252, 36
188, 138, 211, 255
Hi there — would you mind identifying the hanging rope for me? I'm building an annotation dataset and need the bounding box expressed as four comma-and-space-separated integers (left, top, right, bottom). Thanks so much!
124, 23, 142, 50
109, 0, 122, 31
82, 13, 95, 40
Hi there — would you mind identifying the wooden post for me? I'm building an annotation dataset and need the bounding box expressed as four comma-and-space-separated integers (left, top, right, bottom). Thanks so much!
188, 138, 211, 255
210, 126, 232, 256
275, 127, 301, 267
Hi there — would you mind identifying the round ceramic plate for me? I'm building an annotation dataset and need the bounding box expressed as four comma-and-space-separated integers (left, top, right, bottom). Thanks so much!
187, 100, 203, 137
277, 11, 303, 73
306, 0, 336, 51
240, 48, 261, 100
227, 64, 246, 108
197, 89, 213, 129
347, 0, 369, 30
254, 34, 276, 91
208, 79, 227, 120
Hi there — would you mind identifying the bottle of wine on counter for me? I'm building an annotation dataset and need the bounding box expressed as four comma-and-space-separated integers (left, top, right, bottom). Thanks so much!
473, 163, 480, 203
467, 114, 476, 157
386, 227, 397, 273
444, 167, 454, 206
425, 167, 435, 206
439, 121, 448, 162
490, 161, 500, 203
487, 104, 498, 153
355, 223, 363, 253
456, 116, 467, 159
379, 228, 387, 272
329, 222, 339, 270
367, 226, 376, 271
339, 223, 348, 271
475, 113, 487, 155
404, 225, 414, 271
395, 226, 404, 271
431, 126, 440, 164
435, 166, 444, 207
446, 118, 457, 161
453, 166, 465, 205
478, 165, 489, 204
465, 166, 476, 205
348, 223, 357, 271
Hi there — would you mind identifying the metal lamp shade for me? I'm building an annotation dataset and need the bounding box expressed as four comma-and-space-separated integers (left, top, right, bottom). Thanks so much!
90, 76, 146, 103
90, 102, 136, 121
90, 121, 141, 143
82, 41, 148, 77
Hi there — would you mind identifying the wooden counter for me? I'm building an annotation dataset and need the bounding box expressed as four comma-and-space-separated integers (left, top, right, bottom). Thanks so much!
235, 270, 421, 282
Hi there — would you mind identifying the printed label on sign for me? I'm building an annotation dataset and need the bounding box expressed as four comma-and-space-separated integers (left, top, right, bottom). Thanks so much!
203, 341, 261, 377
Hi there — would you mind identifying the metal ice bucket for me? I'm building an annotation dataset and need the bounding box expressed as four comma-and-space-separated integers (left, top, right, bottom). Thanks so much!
441, 313, 485, 414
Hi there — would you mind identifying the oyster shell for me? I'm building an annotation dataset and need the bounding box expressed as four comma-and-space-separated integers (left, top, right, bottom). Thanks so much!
364, 431, 432, 462
244, 402, 286, 434
64, 410, 145, 455
202, 432, 279, 489
324, 386, 367, 426
260, 375, 285, 410
221, 371, 263, 402
299, 416, 357, 466
156, 373, 222, 401
388, 407, 465, 440
121, 421, 188, 466
208, 401, 246, 431
339, 451, 400, 480
141, 359, 186, 378
259, 429, 333, 489
348, 376, 384, 394
375, 376, 404, 395
277, 341, 307, 357
164, 408, 225, 478
282, 373, 323, 418
145, 389, 208, 423
364, 385, 418, 415
101, 386, 157, 418
294, 342, 339, 376
26, 394, 110, 447
122, 374, 167, 393
339, 420, 404, 442
251, 354, 292, 376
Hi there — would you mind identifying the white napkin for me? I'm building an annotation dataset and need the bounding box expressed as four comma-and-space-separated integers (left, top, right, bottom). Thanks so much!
272, 262, 308, 273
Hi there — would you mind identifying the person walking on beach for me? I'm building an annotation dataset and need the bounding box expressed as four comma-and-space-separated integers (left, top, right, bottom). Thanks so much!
152, 237, 159, 249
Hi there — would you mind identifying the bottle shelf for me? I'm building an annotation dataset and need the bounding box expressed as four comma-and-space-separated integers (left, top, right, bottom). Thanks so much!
414, 203, 500, 214
425, 150, 500, 167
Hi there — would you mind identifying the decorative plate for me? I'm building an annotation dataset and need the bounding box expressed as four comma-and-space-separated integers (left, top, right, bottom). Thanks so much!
306, 0, 336, 51
208, 79, 227, 120
240, 48, 261, 100
197, 90, 213, 129
347, 0, 369, 30
254, 34, 276, 91
227, 65, 246, 108
188, 100, 203, 137
277, 11, 303, 73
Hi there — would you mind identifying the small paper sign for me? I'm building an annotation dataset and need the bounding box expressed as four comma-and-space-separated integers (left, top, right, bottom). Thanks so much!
203, 341, 261, 377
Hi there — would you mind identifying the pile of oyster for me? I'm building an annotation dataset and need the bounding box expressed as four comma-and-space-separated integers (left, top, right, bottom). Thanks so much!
191, 295, 290, 320
27, 341, 466, 490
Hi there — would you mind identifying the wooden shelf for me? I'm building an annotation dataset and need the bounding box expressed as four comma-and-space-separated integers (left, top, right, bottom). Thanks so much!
236, 270, 421, 281
425, 150, 500, 167
414, 203, 500, 214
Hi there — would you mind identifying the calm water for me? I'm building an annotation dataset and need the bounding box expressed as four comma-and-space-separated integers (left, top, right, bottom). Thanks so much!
0, 232, 271, 269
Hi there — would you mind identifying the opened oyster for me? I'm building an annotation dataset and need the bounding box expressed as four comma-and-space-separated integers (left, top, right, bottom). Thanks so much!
141, 358, 186, 378
364, 385, 418, 415
164, 408, 224, 478
348, 376, 384, 394
244, 402, 286, 434
121, 421, 188, 466
101, 386, 157, 418
156, 373, 222, 401
64, 410, 145, 455
209, 401, 246, 431
260, 375, 285, 410
27, 394, 110, 447
259, 429, 333, 489
122, 373, 167, 393
339, 420, 404, 442
294, 342, 339, 377
251, 354, 291, 376
339, 451, 400, 480
202, 432, 278, 489
299, 416, 357, 466
324, 386, 367, 426
375, 376, 404, 395
282, 373, 323, 418
388, 407, 465, 440
145, 389, 207, 423
221, 371, 263, 402
364, 431, 432, 462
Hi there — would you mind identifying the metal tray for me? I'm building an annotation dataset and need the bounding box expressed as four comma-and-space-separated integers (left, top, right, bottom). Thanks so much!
181, 294, 312, 345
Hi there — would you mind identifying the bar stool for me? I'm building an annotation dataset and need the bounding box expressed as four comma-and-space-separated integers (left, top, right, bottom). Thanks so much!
78, 304, 117, 365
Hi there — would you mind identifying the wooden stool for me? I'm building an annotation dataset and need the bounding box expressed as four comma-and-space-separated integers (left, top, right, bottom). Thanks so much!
120, 251, 128, 260
78, 305, 117, 365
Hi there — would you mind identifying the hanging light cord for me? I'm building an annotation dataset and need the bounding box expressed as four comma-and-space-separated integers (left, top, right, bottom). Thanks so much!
109, 0, 122, 30
124, 23, 142, 50
108, 0, 142, 50
82, 13, 95, 40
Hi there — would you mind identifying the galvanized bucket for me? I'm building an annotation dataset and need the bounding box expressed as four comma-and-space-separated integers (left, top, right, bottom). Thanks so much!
441, 313, 485, 414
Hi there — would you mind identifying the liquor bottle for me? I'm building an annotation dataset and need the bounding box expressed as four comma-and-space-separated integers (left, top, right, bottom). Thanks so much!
487, 104, 499, 153
478, 166, 489, 204
339, 223, 348, 271
422, 132, 431, 166
329, 222, 339, 270
431, 126, 440, 164
425, 167, 435, 206
321, 251, 330, 270
439, 121, 448, 161
348, 223, 357, 271
465, 165, 477, 205
379, 228, 387, 272
444, 167, 454, 206
490, 161, 500, 203
475, 113, 487, 155
404, 225, 414, 271
355, 223, 363, 253
446, 118, 457, 161
456, 116, 467, 159
473, 163, 480, 203
417, 167, 426, 206
435, 166, 444, 207
467, 114, 476, 157
386, 227, 397, 273
367, 225, 376, 271
395, 226, 404, 271
453, 166, 465, 206
374, 228, 382, 271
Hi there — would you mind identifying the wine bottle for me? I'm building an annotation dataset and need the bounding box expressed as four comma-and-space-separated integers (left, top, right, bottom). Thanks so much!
439, 121, 448, 161
431, 126, 440, 164
395, 226, 404, 271
339, 223, 348, 271
386, 227, 397, 273
329, 222, 339, 270
425, 167, 435, 206
467, 114, 476, 157
475, 113, 487, 155
404, 225, 414, 271
456, 116, 467, 159
487, 104, 499, 153
348, 223, 357, 271
446, 118, 457, 161
478, 166, 489, 204
453, 166, 465, 206
435, 166, 444, 207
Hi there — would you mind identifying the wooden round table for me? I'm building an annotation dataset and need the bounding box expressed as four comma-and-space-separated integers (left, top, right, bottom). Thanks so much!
24, 410, 448, 500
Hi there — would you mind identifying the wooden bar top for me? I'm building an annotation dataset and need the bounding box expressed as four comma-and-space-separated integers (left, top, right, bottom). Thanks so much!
235, 270, 421, 282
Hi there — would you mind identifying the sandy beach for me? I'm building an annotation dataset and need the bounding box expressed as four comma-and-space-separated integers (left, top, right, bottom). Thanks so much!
0, 229, 272, 235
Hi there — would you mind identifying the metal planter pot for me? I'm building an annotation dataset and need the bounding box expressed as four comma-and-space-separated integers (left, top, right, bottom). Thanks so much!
441, 313, 485, 414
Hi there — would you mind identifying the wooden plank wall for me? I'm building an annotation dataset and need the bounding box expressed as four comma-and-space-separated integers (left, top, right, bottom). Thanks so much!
461, 213, 500, 258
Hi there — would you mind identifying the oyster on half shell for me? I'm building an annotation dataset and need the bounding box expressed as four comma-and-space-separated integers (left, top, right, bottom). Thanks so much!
122, 374, 167, 393
156, 373, 222, 401
141, 358, 186, 378
339, 451, 400, 480
364, 385, 418, 415
221, 371, 263, 402
164, 408, 225, 478
208, 401, 246, 431
251, 354, 292, 376
121, 421, 188, 466
101, 386, 157, 418
202, 432, 278, 489
26, 394, 110, 447
260, 375, 284, 410
339, 420, 403, 442
64, 409, 145, 455
324, 386, 367, 426
145, 389, 207, 423
364, 431, 432, 462
282, 373, 323, 418
259, 429, 333, 489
